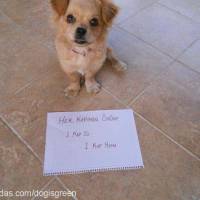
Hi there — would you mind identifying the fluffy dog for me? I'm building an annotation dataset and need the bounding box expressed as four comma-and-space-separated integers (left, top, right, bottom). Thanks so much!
50, 0, 126, 97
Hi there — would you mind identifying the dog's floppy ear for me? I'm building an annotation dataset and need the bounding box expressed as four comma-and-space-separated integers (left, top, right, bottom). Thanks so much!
101, 0, 119, 26
50, 0, 69, 17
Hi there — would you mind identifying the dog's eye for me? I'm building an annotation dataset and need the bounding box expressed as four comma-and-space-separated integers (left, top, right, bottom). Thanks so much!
90, 18, 99, 27
66, 14, 76, 23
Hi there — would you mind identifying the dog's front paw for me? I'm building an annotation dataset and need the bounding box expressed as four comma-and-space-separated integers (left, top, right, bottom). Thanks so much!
64, 87, 80, 98
86, 82, 101, 94
114, 61, 128, 72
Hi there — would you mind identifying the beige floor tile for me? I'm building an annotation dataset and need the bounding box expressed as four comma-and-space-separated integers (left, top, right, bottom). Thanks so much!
0, 0, 47, 24
98, 26, 172, 104
0, 120, 50, 200
0, 0, 54, 41
114, 0, 158, 23
132, 62, 200, 157
60, 116, 200, 200
0, 12, 57, 104
0, 70, 124, 161
34, 179, 73, 200
178, 40, 200, 73
120, 3, 200, 57
159, 0, 200, 23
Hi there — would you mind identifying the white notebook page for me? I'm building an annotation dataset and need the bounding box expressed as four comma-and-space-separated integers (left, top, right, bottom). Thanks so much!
43, 109, 144, 176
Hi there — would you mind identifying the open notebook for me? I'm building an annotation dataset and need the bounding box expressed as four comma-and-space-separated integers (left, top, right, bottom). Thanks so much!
43, 109, 144, 176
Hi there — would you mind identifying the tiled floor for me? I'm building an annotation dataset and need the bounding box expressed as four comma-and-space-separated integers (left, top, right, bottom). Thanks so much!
0, 0, 200, 200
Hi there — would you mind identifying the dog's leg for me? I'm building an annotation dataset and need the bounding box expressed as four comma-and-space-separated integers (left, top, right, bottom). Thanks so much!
64, 72, 81, 97
106, 48, 127, 72
85, 73, 101, 94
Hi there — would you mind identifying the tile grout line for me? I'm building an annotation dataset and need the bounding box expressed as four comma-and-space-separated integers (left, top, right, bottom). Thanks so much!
103, 56, 172, 107
31, 177, 56, 200
14, 67, 58, 95
172, 38, 200, 76
128, 37, 200, 105
117, 0, 200, 27
0, 7, 54, 49
55, 177, 78, 200
128, 59, 176, 105
116, 1, 159, 26
176, 60, 200, 76
174, 38, 200, 60
116, 25, 175, 60
0, 9, 16, 24
117, 7, 200, 64
103, 87, 200, 162
0, 115, 42, 162
134, 111, 200, 162
128, 87, 152, 106
116, 0, 200, 78
102, 87, 128, 108
172, 39, 200, 75
0, 69, 60, 113
158, 2, 200, 24
0, 116, 77, 199
55, 177, 71, 192
116, 25, 200, 77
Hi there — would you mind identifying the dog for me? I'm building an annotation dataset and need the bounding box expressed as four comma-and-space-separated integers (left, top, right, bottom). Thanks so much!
50, 0, 127, 97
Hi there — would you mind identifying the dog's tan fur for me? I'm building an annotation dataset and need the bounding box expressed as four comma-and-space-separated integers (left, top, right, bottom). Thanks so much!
50, 0, 126, 97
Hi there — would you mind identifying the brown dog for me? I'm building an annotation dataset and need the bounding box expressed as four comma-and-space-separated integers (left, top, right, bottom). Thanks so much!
50, 0, 127, 97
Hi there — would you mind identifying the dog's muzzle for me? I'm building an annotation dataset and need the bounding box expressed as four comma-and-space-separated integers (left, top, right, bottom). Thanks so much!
75, 27, 87, 44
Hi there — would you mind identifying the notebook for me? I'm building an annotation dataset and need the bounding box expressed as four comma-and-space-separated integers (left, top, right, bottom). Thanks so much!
43, 109, 144, 176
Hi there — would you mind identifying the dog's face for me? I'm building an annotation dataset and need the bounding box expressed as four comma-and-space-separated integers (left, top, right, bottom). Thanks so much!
51, 0, 118, 46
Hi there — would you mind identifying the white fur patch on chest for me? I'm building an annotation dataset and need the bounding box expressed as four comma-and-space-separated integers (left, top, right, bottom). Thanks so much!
59, 44, 106, 75
71, 47, 97, 75
78, 68, 85, 75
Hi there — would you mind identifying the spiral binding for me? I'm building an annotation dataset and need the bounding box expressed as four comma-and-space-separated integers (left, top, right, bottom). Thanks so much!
43, 165, 144, 176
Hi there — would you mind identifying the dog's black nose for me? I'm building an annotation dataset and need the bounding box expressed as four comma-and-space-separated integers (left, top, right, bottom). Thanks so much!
76, 27, 87, 37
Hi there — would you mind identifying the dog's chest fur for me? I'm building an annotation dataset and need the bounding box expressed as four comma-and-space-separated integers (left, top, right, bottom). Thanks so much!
56, 40, 107, 75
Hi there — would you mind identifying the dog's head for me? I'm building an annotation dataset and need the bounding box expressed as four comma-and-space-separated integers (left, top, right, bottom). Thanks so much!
51, 0, 118, 46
